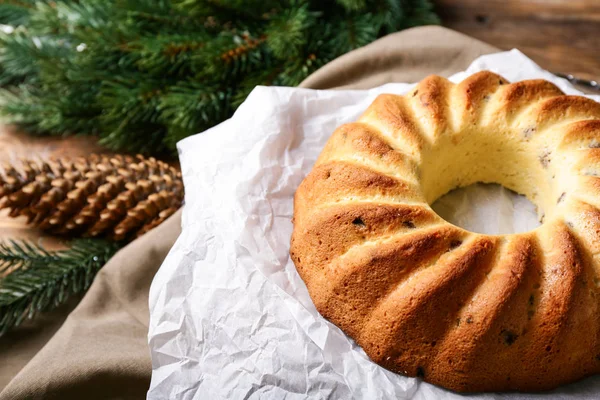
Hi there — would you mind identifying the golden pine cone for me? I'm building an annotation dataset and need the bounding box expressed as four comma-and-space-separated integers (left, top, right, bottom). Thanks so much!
0, 154, 183, 241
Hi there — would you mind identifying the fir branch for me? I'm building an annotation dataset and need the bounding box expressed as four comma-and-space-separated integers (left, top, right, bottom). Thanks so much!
265, 2, 316, 59
0, 83, 101, 135
160, 81, 232, 146
0, 240, 56, 275
0, 28, 71, 86
374, 0, 440, 32
127, 33, 209, 77
0, 239, 120, 335
28, 1, 114, 35
174, 0, 281, 21
99, 78, 164, 123
120, 0, 206, 34
277, 52, 325, 87
196, 31, 267, 79
336, 0, 367, 12
329, 13, 381, 55
0, 1, 33, 26
0, 0, 439, 155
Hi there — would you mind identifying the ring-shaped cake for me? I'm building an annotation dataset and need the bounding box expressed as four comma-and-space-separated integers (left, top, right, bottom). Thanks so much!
290, 71, 600, 392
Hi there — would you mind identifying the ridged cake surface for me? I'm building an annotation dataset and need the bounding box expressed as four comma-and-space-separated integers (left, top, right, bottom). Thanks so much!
290, 71, 600, 392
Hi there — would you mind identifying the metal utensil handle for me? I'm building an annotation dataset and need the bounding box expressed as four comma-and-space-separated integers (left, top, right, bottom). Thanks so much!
554, 73, 600, 92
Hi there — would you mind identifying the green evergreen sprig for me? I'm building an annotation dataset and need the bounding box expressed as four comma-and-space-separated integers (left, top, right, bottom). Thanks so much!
0, 0, 438, 155
0, 239, 121, 335
0, 240, 56, 274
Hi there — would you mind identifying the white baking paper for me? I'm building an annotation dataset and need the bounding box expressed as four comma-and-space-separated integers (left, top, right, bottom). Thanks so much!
148, 50, 600, 399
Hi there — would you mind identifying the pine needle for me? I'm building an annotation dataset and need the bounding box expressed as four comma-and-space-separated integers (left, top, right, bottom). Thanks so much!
0, 240, 56, 276
0, 239, 121, 335
0, 0, 439, 155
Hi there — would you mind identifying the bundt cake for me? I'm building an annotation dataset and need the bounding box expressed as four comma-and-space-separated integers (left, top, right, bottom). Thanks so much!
290, 71, 600, 392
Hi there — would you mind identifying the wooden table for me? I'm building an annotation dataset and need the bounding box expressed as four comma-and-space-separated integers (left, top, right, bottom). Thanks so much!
435, 0, 600, 81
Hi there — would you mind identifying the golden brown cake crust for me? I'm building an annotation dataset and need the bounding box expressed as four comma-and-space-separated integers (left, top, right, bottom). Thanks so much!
290, 71, 600, 392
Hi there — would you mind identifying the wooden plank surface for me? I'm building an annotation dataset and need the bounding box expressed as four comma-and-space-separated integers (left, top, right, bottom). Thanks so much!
434, 0, 600, 81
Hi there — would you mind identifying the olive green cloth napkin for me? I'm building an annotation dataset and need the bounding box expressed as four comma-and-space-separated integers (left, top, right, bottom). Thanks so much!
0, 25, 497, 399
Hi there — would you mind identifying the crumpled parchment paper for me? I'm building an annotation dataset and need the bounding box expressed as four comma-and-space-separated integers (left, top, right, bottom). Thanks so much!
148, 50, 600, 399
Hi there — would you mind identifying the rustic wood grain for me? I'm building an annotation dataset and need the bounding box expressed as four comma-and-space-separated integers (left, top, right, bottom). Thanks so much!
434, 0, 600, 81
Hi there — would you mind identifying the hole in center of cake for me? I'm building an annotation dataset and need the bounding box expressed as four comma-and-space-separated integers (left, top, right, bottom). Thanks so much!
431, 183, 541, 235
419, 130, 556, 235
